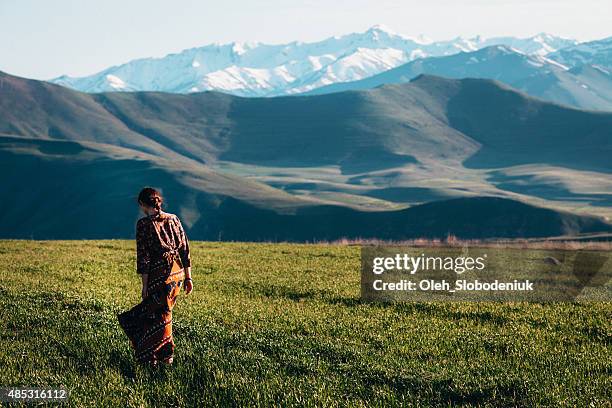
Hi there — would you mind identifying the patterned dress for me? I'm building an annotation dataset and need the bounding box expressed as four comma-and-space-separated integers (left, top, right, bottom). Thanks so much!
117, 211, 191, 364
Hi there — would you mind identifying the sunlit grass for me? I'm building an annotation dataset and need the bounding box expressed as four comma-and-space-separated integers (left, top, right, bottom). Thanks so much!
0, 240, 610, 407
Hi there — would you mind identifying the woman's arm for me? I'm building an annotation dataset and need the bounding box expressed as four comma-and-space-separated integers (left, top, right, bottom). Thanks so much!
175, 217, 191, 270
136, 219, 151, 299
141, 273, 149, 299
175, 216, 193, 295
136, 219, 151, 275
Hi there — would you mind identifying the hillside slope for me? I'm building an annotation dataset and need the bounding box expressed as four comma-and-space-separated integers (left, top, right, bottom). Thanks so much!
1, 135, 608, 240
3, 71, 611, 172
1, 71, 611, 239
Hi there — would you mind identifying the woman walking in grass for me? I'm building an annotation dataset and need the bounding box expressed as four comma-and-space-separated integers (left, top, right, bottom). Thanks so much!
118, 187, 193, 366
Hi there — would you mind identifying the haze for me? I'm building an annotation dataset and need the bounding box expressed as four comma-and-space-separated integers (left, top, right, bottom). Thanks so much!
1, 0, 610, 79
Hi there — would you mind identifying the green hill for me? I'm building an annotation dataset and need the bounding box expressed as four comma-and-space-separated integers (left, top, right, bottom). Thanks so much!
0, 71, 610, 239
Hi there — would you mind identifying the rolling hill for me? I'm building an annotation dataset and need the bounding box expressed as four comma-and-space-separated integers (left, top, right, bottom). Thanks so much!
1, 135, 608, 240
1, 70, 611, 240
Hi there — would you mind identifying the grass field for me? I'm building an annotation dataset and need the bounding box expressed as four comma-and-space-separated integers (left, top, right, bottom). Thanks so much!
0, 240, 610, 407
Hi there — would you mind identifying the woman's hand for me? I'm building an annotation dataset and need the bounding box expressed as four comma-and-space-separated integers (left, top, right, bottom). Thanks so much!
184, 267, 193, 295
141, 285, 148, 300
184, 279, 193, 295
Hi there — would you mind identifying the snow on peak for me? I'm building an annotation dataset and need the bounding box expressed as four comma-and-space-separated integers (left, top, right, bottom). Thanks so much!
50, 27, 584, 96
362, 24, 402, 43
592, 65, 610, 75
414, 34, 433, 45
105, 74, 126, 89
537, 56, 569, 70
367, 24, 396, 35
231, 42, 249, 56
548, 36, 612, 69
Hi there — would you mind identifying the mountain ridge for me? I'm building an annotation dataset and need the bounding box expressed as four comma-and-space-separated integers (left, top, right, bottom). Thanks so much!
3, 70, 611, 173
305, 46, 612, 111
48, 26, 578, 97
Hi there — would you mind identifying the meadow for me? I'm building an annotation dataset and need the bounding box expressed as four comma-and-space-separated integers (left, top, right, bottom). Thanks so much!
0, 240, 610, 407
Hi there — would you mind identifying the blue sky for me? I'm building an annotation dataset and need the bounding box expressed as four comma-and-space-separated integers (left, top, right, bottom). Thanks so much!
1, 0, 610, 79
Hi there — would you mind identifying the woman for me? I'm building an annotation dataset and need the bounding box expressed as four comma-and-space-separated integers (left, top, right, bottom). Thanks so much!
118, 187, 193, 366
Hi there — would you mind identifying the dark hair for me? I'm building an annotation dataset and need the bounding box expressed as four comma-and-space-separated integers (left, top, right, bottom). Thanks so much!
138, 187, 163, 211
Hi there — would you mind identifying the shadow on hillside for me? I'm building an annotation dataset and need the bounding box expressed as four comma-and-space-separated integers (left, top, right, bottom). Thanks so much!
488, 171, 612, 207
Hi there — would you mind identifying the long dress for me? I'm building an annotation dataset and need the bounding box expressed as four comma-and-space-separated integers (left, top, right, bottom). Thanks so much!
117, 211, 191, 364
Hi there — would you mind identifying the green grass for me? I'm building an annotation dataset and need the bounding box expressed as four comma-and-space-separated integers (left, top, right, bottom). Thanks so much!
0, 240, 610, 407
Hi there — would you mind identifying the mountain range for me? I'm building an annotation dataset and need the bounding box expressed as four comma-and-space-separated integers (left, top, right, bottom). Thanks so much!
50, 26, 579, 97
1, 70, 610, 240
551, 36, 612, 70
306, 45, 612, 111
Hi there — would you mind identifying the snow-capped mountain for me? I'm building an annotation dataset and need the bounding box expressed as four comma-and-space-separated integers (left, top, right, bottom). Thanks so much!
549, 36, 612, 70
307, 45, 567, 95
306, 45, 612, 111
50, 25, 577, 97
